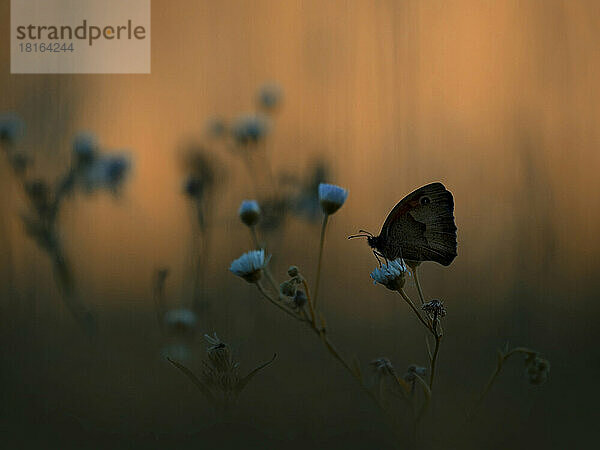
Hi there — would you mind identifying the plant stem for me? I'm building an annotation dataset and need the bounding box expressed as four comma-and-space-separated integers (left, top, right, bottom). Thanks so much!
429, 333, 441, 389
467, 347, 536, 419
413, 266, 426, 305
312, 214, 329, 308
398, 289, 433, 333
250, 225, 279, 294
301, 278, 317, 326
256, 281, 304, 321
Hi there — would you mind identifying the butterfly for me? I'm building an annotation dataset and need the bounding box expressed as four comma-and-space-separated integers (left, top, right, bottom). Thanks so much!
349, 182, 457, 266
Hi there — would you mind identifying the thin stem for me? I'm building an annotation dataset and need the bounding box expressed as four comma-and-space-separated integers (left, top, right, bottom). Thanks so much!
429, 333, 441, 389
413, 266, 426, 305
250, 225, 279, 294
256, 281, 304, 321
398, 289, 433, 334
312, 214, 329, 308
301, 278, 317, 326
467, 347, 536, 419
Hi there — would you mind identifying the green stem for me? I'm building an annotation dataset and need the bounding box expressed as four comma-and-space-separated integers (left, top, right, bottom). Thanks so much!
313, 214, 329, 308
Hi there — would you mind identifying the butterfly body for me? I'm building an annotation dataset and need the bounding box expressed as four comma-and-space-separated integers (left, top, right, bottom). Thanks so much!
366, 182, 457, 266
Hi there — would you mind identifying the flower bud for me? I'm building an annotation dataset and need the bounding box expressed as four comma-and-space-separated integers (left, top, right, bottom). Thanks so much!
238, 200, 261, 227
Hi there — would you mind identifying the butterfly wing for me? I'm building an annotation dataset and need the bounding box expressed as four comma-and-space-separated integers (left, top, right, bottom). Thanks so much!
379, 182, 457, 266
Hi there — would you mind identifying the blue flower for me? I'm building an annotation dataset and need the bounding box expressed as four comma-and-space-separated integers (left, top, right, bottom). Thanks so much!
318, 183, 348, 215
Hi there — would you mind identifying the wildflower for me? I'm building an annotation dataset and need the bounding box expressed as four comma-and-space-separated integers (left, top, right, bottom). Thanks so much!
403, 364, 427, 382
525, 354, 550, 385
72, 132, 98, 166
318, 183, 348, 215
164, 308, 197, 336
257, 83, 283, 111
229, 249, 271, 283
422, 299, 447, 320
0, 113, 24, 145
231, 113, 270, 145
238, 200, 261, 227
370, 357, 396, 377
370, 258, 408, 291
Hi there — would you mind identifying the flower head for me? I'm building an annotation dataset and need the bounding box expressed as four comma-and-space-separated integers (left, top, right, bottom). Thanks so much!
318, 183, 348, 215
238, 200, 261, 227
257, 83, 283, 111
370, 357, 396, 377
370, 259, 408, 291
84, 153, 132, 193
232, 113, 270, 145
403, 364, 427, 382
72, 132, 98, 166
204, 333, 236, 373
422, 299, 446, 320
229, 249, 271, 283
0, 113, 24, 146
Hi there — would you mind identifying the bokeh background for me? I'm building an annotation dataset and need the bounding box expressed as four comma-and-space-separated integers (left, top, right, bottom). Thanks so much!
1, 0, 599, 448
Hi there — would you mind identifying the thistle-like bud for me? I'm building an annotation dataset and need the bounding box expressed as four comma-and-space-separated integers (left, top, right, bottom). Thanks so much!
280, 280, 297, 298
238, 200, 261, 227
318, 183, 348, 215
287, 265, 299, 277
422, 299, 447, 320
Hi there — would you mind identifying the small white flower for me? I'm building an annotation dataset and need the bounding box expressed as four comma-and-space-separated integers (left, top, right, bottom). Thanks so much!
164, 308, 197, 334
238, 200, 261, 227
230, 249, 271, 283
370, 258, 408, 291
318, 183, 348, 215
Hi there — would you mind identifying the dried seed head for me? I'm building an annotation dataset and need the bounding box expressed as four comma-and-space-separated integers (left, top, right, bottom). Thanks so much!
422, 299, 447, 319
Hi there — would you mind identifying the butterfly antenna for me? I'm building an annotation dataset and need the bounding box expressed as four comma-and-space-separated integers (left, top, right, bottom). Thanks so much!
347, 229, 374, 240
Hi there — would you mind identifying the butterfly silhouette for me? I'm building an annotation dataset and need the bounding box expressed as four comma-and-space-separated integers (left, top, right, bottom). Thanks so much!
350, 182, 457, 266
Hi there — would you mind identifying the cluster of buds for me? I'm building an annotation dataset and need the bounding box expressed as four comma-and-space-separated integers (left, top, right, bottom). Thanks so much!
279, 265, 308, 310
